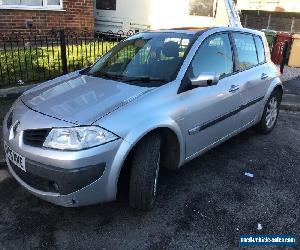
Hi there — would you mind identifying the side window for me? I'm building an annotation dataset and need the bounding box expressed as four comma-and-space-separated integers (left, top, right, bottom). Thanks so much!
191, 33, 234, 78
96, 0, 116, 10
233, 33, 258, 70
254, 36, 266, 64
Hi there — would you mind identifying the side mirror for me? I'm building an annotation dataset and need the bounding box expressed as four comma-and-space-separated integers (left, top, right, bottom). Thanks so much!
190, 72, 219, 87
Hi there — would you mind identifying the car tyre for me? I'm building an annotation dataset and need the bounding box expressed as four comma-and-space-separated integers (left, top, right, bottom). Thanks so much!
255, 91, 281, 134
129, 133, 161, 211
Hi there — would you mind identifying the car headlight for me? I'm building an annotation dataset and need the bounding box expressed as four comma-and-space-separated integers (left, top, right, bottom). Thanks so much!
43, 126, 119, 150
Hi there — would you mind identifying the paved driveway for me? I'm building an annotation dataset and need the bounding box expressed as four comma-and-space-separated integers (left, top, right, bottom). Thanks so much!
0, 111, 299, 249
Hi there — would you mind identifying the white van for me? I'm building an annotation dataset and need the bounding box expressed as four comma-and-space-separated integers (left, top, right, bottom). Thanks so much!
94, 0, 240, 33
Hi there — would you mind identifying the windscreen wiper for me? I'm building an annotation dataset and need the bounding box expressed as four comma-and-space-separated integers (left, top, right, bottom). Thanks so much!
79, 66, 91, 75
123, 77, 168, 83
89, 71, 124, 81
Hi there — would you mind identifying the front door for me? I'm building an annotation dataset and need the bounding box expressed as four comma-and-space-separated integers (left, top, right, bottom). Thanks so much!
181, 32, 243, 158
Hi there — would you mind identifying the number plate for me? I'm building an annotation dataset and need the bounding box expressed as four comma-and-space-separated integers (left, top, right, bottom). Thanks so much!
4, 141, 26, 172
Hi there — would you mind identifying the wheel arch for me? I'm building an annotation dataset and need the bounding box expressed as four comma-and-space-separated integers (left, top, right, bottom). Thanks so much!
273, 84, 283, 102
123, 117, 184, 166
258, 79, 283, 121
116, 122, 184, 200
266, 79, 283, 102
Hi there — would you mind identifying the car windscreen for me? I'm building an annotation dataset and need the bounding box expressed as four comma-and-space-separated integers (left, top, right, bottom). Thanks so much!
86, 32, 195, 87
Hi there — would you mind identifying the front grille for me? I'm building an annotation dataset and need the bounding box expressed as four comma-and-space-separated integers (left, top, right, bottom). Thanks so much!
7, 111, 13, 130
9, 160, 58, 193
23, 129, 51, 147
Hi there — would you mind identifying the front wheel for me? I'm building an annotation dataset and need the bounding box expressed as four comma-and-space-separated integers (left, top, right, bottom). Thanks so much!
129, 133, 161, 210
256, 91, 281, 134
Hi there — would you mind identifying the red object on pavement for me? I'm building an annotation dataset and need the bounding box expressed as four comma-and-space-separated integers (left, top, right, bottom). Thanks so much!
271, 32, 292, 65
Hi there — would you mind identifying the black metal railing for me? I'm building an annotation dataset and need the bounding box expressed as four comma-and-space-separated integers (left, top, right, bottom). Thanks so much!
0, 30, 133, 88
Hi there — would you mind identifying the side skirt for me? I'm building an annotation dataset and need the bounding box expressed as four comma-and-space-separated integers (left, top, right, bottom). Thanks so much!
183, 119, 256, 164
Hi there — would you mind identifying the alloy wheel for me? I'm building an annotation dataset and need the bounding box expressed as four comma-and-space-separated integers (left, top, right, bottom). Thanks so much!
265, 96, 278, 129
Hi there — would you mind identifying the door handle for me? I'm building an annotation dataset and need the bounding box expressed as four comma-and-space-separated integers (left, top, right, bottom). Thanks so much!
261, 73, 268, 80
229, 85, 239, 93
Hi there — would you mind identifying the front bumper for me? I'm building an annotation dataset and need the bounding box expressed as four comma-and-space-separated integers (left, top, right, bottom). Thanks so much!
3, 100, 131, 207
8, 157, 106, 195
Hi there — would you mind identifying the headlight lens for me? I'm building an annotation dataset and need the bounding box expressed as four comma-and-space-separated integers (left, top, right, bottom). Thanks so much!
43, 126, 119, 150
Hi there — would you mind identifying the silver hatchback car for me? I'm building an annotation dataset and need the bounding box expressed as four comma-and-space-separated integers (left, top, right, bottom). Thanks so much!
3, 27, 282, 210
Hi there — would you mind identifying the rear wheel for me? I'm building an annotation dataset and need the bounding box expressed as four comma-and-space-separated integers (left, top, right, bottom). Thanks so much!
129, 133, 161, 211
256, 91, 281, 134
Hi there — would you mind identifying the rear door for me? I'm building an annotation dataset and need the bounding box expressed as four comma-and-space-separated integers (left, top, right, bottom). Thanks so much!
231, 32, 271, 125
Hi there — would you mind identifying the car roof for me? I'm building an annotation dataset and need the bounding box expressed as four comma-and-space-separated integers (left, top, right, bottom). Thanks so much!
147, 27, 209, 35
147, 26, 263, 37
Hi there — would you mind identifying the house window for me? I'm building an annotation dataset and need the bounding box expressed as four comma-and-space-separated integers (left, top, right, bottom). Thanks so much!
189, 0, 214, 17
96, 0, 116, 10
0, 0, 62, 9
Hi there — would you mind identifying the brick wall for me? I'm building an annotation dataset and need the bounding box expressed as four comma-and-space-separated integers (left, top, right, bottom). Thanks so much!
0, 0, 94, 36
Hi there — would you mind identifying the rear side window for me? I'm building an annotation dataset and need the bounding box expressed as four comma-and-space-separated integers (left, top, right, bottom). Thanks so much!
233, 33, 258, 71
254, 36, 266, 64
191, 33, 234, 78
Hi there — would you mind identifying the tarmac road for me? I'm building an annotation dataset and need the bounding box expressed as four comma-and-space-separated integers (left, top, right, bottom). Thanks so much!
0, 111, 299, 249
284, 77, 300, 96
282, 77, 300, 111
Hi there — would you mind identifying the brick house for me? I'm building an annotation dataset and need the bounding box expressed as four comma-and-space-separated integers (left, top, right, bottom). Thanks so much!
0, 0, 94, 36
